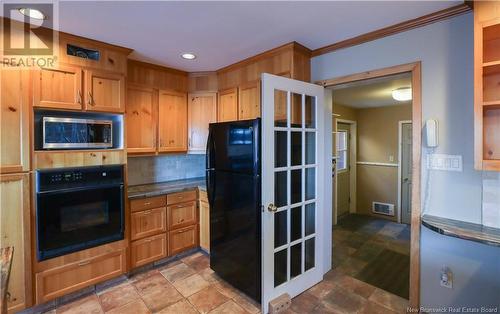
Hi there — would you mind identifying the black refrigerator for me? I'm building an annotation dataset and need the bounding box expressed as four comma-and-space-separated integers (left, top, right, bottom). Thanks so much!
206, 118, 261, 302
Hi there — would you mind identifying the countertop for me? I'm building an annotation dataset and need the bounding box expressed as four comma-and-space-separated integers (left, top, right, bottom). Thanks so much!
127, 177, 206, 199
422, 214, 500, 247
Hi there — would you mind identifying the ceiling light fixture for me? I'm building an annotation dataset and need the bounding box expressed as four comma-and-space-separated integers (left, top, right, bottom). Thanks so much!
18, 8, 46, 20
392, 87, 412, 102
181, 53, 196, 60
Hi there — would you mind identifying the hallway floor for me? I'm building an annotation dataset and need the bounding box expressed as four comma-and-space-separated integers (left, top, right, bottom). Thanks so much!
35, 214, 410, 314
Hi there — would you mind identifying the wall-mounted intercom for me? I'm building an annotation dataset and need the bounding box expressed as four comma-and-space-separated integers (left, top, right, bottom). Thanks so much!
425, 119, 439, 148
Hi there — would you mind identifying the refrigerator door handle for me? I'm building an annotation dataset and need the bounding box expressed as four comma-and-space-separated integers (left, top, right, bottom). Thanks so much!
206, 170, 216, 207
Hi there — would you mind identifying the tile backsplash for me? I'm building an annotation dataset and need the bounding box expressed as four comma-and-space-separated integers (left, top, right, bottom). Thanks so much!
127, 154, 205, 186
482, 171, 500, 228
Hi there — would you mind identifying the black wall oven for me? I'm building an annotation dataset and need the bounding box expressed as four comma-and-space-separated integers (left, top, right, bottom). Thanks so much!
36, 165, 124, 261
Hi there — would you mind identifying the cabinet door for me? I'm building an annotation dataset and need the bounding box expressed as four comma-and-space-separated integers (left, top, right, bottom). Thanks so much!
238, 81, 261, 120
85, 70, 125, 113
1, 174, 31, 312
217, 88, 238, 122
199, 199, 210, 253
33, 65, 83, 110
126, 85, 157, 153
131, 207, 167, 241
158, 90, 187, 152
188, 93, 217, 153
0, 69, 30, 173
169, 225, 197, 256
130, 234, 167, 268
168, 201, 197, 230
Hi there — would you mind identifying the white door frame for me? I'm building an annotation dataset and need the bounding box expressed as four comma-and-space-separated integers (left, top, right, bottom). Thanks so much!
397, 120, 412, 223
261, 73, 331, 314
333, 119, 357, 225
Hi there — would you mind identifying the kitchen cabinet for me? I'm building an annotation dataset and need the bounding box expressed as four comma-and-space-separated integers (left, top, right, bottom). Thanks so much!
126, 85, 157, 153
130, 234, 168, 268
167, 190, 197, 205
35, 250, 126, 303
0, 173, 31, 312
131, 207, 167, 241
33, 65, 83, 110
199, 190, 210, 252
130, 195, 166, 212
168, 201, 197, 230
33, 150, 125, 169
158, 90, 188, 152
238, 80, 261, 120
218, 88, 238, 122
0, 68, 30, 174
169, 225, 198, 256
84, 69, 125, 113
474, 1, 500, 171
188, 93, 217, 153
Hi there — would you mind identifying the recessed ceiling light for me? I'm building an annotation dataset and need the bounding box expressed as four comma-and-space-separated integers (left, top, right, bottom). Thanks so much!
392, 87, 412, 102
181, 53, 196, 60
18, 8, 46, 20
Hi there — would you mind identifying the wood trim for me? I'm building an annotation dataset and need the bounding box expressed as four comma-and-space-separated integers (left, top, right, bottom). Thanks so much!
320, 62, 422, 308
127, 59, 188, 76
217, 41, 309, 74
311, 3, 472, 57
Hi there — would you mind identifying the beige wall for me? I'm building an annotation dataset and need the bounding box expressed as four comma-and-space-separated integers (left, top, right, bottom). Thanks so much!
356, 104, 411, 221
333, 103, 411, 222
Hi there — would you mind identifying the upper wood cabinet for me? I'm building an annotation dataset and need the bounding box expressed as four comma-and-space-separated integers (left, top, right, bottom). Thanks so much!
238, 80, 261, 120
158, 90, 188, 152
1, 173, 32, 312
474, 1, 500, 171
33, 65, 83, 110
84, 70, 125, 113
0, 68, 30, 174
218, 88, 238, 122
126, 85, 157, 153
188, 92, 217, 153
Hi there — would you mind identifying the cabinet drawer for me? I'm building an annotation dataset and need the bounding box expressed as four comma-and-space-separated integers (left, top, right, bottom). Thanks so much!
130, 196, 166, 212
167, 190, 196, 205
169, 225, 197, 256
168, 201, 197, 230
35, 250, 126, 303
131, 207, 167, 240
130, 234, 167, 268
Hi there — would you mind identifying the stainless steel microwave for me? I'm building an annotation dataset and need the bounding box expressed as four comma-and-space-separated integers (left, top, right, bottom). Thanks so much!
42, 117, 113, 149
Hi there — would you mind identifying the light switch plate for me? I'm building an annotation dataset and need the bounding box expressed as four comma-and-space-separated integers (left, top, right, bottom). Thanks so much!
427, 154, 463, 172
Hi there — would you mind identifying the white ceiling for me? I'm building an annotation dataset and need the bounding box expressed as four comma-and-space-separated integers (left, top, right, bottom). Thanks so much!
5, 1, 461, 71
330, 72, 412, 108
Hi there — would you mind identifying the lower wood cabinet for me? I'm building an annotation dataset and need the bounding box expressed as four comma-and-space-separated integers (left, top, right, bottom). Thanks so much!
168, 201, 197, 230
199, 194, 210, 253
130, 234, 168, 268
169, 225, 198, 256
35, 249, 126, 303
131, 207, 167, 241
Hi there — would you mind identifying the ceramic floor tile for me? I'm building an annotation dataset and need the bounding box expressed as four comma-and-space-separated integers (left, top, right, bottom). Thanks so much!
233, 293, 260, 314
140, 282, 183, 312
156, 300, 198, 314
187, 286, 230, 313
198, 267, 220, 283
97, 282, 140, 312
359, 300, 398, 314
337, 275, 376, 299
133, 273, 170, 296
105, 299, 151, 314
290, 292, 320, 313
184, 254, 210, 272
208, 300, 247, 314
160, 262, 196, 283
368, 288, 409, 313
322, 285, 366, 313
173, 273, 211, 297
212, 281, 240, 299
307, 279, 337, 299
56, 294, 103, 314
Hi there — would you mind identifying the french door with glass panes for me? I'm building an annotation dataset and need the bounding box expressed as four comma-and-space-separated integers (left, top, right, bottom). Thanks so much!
261, 73, 326, 313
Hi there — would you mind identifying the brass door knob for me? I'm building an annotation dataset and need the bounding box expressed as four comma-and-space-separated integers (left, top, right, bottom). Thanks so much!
267, 203, 278, 212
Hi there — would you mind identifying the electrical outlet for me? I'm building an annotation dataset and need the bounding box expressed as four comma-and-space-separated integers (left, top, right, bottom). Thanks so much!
269, 293, 291, 314
389, 155, 394, 162
440, 266, 453, 289
427, 154, 463, 172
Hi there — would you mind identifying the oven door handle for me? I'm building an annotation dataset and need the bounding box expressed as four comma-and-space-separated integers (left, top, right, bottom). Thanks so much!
37, 183, 124, 195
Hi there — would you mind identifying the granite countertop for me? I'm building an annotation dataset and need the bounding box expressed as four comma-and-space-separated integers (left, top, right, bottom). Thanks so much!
422, 214, 500, 247
128, 177, 206, 199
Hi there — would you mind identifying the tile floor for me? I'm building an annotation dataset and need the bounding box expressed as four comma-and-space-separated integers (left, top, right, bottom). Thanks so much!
38, 214, 410, 314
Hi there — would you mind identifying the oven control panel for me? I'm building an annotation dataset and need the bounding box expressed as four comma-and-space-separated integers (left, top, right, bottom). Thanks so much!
50, 171, 83, 183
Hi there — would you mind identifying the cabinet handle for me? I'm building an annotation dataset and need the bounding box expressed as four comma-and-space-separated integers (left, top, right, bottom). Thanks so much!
176, 230, 186, 234
143, 210, 152, 215
143, 202, 151, 206
145, 238, 153, 242
88, 91, 94, 106
77, 90, 82, 104
78, 260, 91, 267
178, 218, 185, 223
